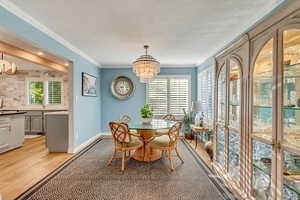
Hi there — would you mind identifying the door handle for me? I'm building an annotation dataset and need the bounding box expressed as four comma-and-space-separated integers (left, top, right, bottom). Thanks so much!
271, 140, 281, 150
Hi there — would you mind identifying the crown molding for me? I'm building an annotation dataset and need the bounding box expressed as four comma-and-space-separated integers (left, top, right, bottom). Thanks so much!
0, 0, 100, 66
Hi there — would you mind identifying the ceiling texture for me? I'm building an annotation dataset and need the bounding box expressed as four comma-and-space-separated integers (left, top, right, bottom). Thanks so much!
8, 0, 284, 67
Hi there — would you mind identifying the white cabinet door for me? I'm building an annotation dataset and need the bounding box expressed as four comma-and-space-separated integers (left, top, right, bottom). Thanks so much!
0, 124, 11, 152
10, 115, 24, 146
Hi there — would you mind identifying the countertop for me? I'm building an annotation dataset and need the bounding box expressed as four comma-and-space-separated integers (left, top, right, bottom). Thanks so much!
44, 111, 69, 115
0, 111, 27, 116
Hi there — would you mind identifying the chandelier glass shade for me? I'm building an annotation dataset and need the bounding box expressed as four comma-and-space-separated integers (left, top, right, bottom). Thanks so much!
132, 45, 160, 83
0, 53, 17, 75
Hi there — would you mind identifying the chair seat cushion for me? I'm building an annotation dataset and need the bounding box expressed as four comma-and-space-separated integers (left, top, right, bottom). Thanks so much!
155, 129, 168, 136
117, 136, 142, 148
149, 135, 171, 148
130, 129, 138, 134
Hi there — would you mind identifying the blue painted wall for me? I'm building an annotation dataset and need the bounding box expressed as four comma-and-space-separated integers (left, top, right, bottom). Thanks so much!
100, 67, 197, 132
0, 6, 101, 147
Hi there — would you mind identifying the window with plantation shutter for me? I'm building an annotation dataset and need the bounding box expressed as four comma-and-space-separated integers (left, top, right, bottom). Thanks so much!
27, 79, 63, 106
198, 66, 215, 125
147, 79, 168, 115
147, 75, 191, 117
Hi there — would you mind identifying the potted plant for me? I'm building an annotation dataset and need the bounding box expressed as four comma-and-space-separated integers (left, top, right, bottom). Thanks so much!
183, 108, 193, 139
140, 104, 153, 124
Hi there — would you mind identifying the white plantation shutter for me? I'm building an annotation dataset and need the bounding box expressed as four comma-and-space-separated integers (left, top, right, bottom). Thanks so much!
169, 78, 189, 115
47, 81, 62, 105
147, 79, 168, 115
147, 76, 190, 117
198, 67, 214, 123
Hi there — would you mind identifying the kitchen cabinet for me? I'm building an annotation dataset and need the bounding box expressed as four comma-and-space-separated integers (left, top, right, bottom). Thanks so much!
0, 113, 25, 154
45, 112, 69, 152
30, 115, 43, 133
0, 119, 11, 152
22, 110, 67, 135
24, 111, 44, 134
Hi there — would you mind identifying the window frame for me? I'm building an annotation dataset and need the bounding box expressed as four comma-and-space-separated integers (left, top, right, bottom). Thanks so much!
26, 77, 64, 107
146, 75, 192, 118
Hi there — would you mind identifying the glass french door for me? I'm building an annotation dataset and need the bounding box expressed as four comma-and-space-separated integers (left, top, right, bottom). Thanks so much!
228, 59, 242, 184
216, 65, 226, 169
216, 59, 242, 186
279, 29, 300, 200
252, 29, 300, 200
251, 38, 274, 200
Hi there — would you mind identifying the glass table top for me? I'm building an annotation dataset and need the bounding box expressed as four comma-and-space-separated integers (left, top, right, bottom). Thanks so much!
126, 119, 176, 130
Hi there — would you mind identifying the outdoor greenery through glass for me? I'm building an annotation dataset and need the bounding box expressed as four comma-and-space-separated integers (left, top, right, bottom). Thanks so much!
29, 81, 44, 104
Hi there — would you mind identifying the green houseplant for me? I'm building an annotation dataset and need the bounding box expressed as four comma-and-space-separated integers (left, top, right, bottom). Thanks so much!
140, 104, 153, 124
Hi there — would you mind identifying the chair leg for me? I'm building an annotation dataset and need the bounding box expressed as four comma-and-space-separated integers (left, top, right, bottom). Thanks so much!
121, 151, 125, 171
168, 150, 174, 171
107, 149, 116, 165
175, 147, 184, 163
161, 150, 165, 157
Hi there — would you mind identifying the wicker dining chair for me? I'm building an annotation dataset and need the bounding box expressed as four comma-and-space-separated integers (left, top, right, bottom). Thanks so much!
149, 121, 184, 170
119, 114, 132, 122
155, 114, 177, 136
162, 114, 176, 121
119, 114, 138, 134
108, 122, 143, 171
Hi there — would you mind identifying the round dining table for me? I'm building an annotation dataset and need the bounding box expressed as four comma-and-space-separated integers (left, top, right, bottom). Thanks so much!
127, 119, 175, 162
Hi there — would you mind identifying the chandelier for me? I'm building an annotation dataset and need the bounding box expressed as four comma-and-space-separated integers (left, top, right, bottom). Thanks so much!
0, 53, 17, 76
133, 45, 160, 83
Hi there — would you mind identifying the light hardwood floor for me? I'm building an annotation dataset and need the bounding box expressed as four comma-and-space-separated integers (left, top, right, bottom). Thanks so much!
0, 136, 73, 200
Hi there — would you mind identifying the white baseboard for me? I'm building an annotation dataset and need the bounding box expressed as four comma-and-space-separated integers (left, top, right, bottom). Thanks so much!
72, 133, 103, 154
100, 131, 111, 136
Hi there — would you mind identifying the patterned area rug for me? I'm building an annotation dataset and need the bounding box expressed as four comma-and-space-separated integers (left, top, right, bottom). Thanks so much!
17, 139, 234, 200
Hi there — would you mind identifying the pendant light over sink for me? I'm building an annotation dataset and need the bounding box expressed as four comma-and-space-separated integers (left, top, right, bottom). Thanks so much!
132, 45, 160, 83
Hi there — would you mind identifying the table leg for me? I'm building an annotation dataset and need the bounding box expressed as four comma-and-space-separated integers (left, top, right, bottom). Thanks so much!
132, 129, 162, 162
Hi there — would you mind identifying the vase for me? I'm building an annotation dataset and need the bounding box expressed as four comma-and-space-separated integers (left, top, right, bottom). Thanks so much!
142, 118, 152, 124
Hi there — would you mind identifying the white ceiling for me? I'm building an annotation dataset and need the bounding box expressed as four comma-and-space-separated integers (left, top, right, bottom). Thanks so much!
8, 0, 284, 67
